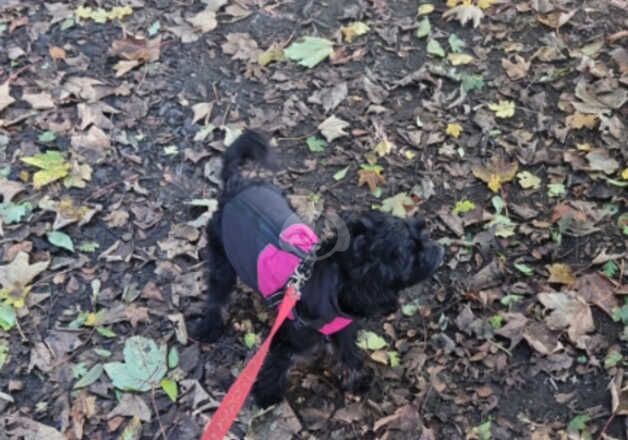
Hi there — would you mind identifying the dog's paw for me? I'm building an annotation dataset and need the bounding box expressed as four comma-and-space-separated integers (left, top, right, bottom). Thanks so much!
189, 316, 225, 343
341, 367, 372, 393
252, 384, 283, 408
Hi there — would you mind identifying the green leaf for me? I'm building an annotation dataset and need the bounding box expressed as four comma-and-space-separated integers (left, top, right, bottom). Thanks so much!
244, 332, 258, 349
547, 182, 566, 198
78, 241, 100, 253
517, 171, 541, 189
0, 201, 31, 224
500, 294, 523, 307
96, 326, 116, 338
47, 231, 75, 252
488, 314, 504, 329
38, 131, 57, 143
104, 336, 167, 392
491, 195, 505, 214
72, 362, 88, 379
379, 192, 415, 218
0, 302, 16, 331
148, 20, 160, 37
567, 414, 590, 432
618, 213, 628, 235
452, 199, 475, 215
603, 260, 619, 278
611, 304, 628, 324
284, 37, 334, 68
416, 17, 431, 39
475, 420, 492, 440
604, 351, 622, 369
0, 339, 9, 370
160, 378, 178, 402
461, 73, 485, 93
94, 348, 112, 358
168, 346, 179, 369
74, 363, 104, 389
448, 33, 465, 52
401, 302, 420, 317
357, 330, 388, 351
388, 351, 400, 368
306, 136, 326, 153
427, 39, 445, 58
514, 263, 534, 276
333, 166, 349, 181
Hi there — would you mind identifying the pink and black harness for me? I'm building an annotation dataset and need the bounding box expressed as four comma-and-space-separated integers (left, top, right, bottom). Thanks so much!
221, 185, 352, 336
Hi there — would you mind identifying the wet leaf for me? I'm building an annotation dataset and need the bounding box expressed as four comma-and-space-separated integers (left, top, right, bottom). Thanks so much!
285, 37, 334, 68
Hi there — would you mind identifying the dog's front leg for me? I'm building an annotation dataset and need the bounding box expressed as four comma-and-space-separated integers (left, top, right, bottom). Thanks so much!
331, 323, 372, 393
252, 335, 294, 408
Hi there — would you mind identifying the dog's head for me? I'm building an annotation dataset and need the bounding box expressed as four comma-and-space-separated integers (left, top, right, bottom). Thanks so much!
337, 211, 443, 315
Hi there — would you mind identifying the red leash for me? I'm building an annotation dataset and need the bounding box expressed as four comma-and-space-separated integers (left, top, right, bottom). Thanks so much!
200, 286, 300, 440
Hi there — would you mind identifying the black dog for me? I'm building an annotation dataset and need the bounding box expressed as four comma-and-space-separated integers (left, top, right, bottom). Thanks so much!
195, 130, 444, 408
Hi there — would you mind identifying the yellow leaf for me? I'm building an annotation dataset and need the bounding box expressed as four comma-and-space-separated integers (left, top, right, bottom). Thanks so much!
517, 171, 541, 189
21, 150, 71, 189
84, 312, 98, 327
341, 21, 370, 43
108, 6, 133, 20
403, 150, 416, 160
75, 6, 93, 20
488, 100, 516, 118
477, 0, 497, 9
33, 167, 70, 189
91, 8, 109, 23
488, 174, 502, 192
418, 4, 435, 15
370, 350, 389, 365
547, 263, 576, 286
622, 168, 628, 180
374, 138, 394, 157
447, 53, 474, 65
258, 46, 284, 66
446, 123, 463, 138
576, 142, 592, 151
446, 0, 459, 7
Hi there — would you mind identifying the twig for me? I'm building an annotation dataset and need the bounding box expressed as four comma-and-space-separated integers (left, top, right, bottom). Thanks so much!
151, 388, 168, 440
14, 318, 28, 342
596, 413, 615, 440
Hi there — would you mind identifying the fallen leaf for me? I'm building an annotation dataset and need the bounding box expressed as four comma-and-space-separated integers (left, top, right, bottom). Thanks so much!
221, 32, 261, 61
107, 393, 152, 422
258, 44, 285, 66
358, 164, 385, 192
488, 100, 516, 118
374, 138, 394, 157
517, 171, 541, 189
472, 156, 519, 192
586, 149, 619, 174
443, 4, 485, 28
285, 37, 334, 68
21, 150, 71, 189
416, 17, 431, 39
501, 55, 530, 80
308, 82, 348, 113
427, 39, 445, 58
0, 179, 25, 203
0, 252, 50, 309
22, 92, 55, 110
379, 192, 416, 218
547, 263, 576, 286
186, 8, 217, 33
0, 81, 15, 113
448, 53, 474, 65
191, 102, 213, 124
318, 115, 349, 141
522, 321, 563, 355
538, 291, 595, 347
341, 22, 370, 43
357, 330, 388, 350
566, 113, 598, 129
446, 122, 463, 138
104, 336, 167, 392
47, 231, 75, 252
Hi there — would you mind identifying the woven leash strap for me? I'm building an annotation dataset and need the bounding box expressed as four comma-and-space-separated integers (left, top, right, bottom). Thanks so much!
200, 285, 300, 440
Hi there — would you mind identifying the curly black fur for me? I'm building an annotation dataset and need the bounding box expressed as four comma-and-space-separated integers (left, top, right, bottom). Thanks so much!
194, 130, 444, 408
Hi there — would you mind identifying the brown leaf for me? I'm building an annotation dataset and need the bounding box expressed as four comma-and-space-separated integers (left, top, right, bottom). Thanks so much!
501, 55, 530, 80
187, 8, 217, 33
123, 305, 150, 328
575, 273, 619, 317
537, 291, 595, 347
437, 207, 464, 237
0, 81, 16, 113
191, 102, 213, 124
522, 321, 563, 355
495, 313, 528, 350
536, 9, 576, 29
22, 92, 55, 110
357, 168, 385, 192
107, 393, 152, 422
0, 252, 50, 298
6, 416, 64, 440
113, 60, 141, 77
0, 178, 25, 203
565, 112, 599, 129
221, 32, 261, 61
49, 46, 66, 60
547, 263, 576, 286
586, 148, 619, 174
110, 36, 161, 62
471, 156, 519, 193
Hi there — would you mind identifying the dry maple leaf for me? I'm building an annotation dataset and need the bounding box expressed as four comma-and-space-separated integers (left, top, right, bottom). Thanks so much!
547, 263, 576, 286
537, 291, 595, 348
0, 252, 50, 308
318, 115, 349, 142
443, 4, 485, 28
565, 112, 598, 130
501, 55, 530, 80
109, 35, 161, 62
471, 156, 519, 193
358, 166, 385, 192
221, 32, 261, 61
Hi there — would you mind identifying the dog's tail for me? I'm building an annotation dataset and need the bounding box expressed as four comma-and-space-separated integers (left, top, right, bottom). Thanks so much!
221, 129, 271, 183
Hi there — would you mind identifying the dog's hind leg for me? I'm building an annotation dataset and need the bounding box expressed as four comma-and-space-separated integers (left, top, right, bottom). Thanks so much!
194, 214, 236, 342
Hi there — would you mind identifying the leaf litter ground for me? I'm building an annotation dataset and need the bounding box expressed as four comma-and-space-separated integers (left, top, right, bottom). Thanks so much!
0, 0, 626, 439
